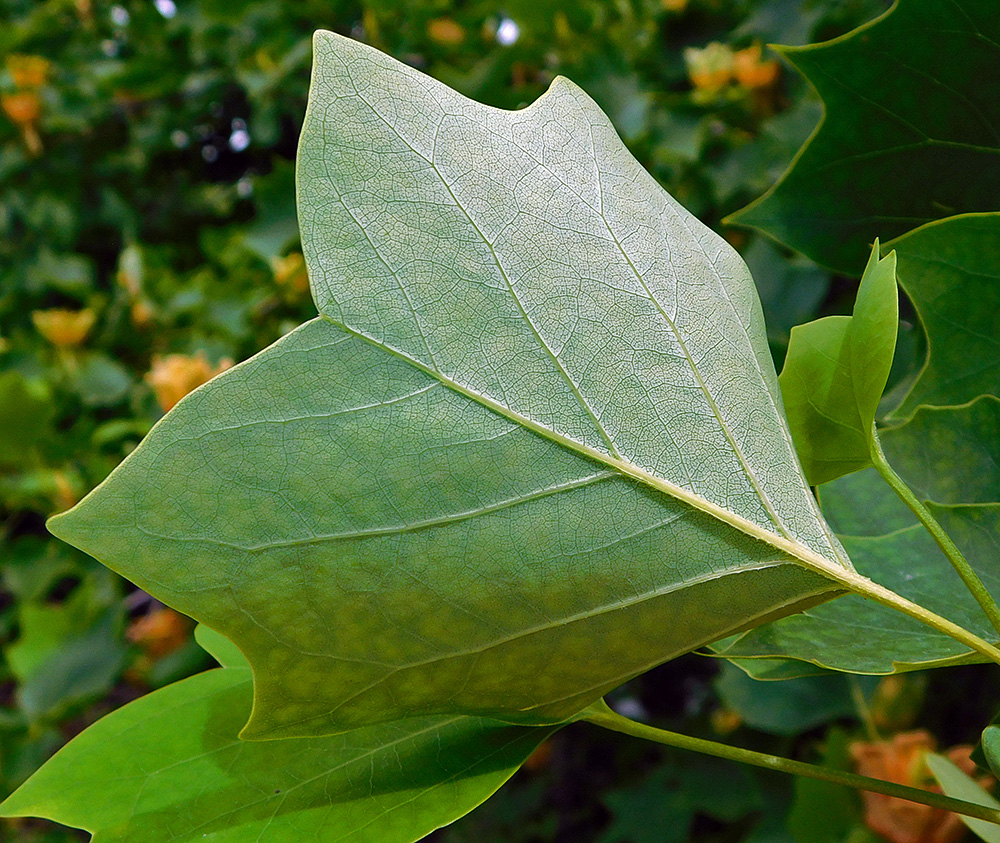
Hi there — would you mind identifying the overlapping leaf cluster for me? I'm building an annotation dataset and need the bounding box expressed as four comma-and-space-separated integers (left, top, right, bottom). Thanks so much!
721, 0, 1000, 677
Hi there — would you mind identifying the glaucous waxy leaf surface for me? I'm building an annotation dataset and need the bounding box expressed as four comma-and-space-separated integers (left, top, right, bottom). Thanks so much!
49, 32, 851, 739
778, 244, 897, 485
887, 214, 1000, 420
0, 627, 553, 843
727, 0, 1000, 274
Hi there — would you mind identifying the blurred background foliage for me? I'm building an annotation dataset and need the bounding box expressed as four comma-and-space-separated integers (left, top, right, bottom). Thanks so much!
3, 0, 990, 840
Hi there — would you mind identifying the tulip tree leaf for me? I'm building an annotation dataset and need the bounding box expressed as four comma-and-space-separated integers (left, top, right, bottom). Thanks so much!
881, 396, 1000, 505
194, 622, 248, 669
778, 243, 897, 485
887, 214, 1000, 419
727, 0, 1000, 274
981, 726, 1000, 778
0, 645, 555, 843
48, 31, 852, 740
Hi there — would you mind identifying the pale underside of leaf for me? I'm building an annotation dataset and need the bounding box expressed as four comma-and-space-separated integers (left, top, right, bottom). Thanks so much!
48, 32, 852, 739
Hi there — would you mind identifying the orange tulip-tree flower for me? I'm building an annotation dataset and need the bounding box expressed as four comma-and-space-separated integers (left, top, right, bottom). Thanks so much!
850, 731, 993, 843
32, 308, 96, 348
427, 17, 466, 46
128, 607, 192, 660
145, 352, 233, 412
733, 44, 780, 89
271, 251, 310, 298
3, 54, 50, 155
684, 42, 734, 92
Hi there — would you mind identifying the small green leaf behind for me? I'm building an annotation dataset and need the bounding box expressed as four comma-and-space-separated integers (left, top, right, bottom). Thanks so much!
887, 214, 1000, 420
925, 752, 1000, 843
0, 626, 556, 843
881, 397, 1000, 505
599, 754, 762, 843
787, 728, 862, 843
714, 661, 873, 735
778, 243, 897, 486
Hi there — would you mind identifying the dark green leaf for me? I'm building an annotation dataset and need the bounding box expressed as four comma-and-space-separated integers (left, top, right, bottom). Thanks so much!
882, 396, 1000, 505
714, 662, 870, 735
719, 467, 1000, 674
887, 214, 1000, 419
727, 0, 1000, 274
981, 726, 1000, 778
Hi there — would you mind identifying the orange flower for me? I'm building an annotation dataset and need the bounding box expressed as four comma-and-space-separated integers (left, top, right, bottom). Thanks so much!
684, 43, 734, 92
146, 352, 233, 412
271, 251, 309, 297
2, 90, 43, 155
2, 90, 41, 127
427, 17, 466, 46
711, 707, 742, 735
128, 607, 191, 659
32, 308, 96, 348
6, 55, 50, 89
850, 731, 991, 843
52, 469, 81, 511
130, 299, 154, 327
733, 44, 780, 89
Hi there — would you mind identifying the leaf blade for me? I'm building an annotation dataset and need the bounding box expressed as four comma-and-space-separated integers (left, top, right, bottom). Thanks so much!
778, 244, 898, 485
0, 664, 553, 843
49, 32, 851, 738
727, 0, 1000, 274
925, 752, 1000, 843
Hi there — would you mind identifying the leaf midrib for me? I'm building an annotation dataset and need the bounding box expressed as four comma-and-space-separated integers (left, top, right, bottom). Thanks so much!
317, 314, 851, 584
341, 83, 800, 545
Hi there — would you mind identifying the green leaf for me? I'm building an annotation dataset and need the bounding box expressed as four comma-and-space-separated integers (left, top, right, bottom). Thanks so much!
194, 622, 248, 669
778, 244, 897, 485
982, 726, 1000, 778
881, 396, 1000, 505
17, 609, 129, 724
0, 371, 54, 467
887, 214, 1000, 419
47, 31, 851, 739
600, 754, 762, 843
713, 661, 870, 735
719, 467, 1000, 675
727, 0, 1000, 274
719, 392, 1000, 675
242, 159, 300, 261
925, 752, 1000, 843
72, 352, 133, 408
0, 663, 555, 843
787, 729, 860, 843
